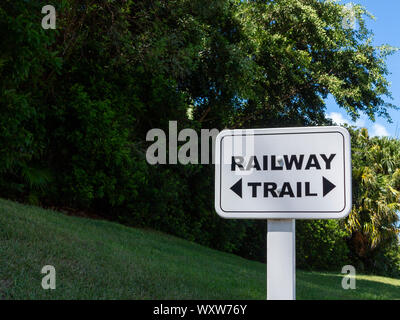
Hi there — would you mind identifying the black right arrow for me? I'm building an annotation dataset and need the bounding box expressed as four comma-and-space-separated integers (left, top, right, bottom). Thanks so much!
322, 176, 336, 197
230, 178, 242, 198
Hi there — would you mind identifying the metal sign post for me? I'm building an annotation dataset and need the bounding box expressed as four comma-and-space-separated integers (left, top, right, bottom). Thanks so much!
267, 219, 295, 300
214, 126, 352, 300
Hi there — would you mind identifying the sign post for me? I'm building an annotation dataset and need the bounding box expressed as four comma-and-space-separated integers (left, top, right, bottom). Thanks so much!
214, 126, 352, 300
267, 219, 295, 300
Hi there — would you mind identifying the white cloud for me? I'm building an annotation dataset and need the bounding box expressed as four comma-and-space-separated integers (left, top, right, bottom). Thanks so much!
354, 117, 366, 128
327, 112, 366, 127
326, 111, 392, 137
327, 112, 350, 125
371, 124, 390, 137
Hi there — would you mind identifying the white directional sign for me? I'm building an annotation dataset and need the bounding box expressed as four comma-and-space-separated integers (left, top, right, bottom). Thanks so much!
215, 126, 352, 219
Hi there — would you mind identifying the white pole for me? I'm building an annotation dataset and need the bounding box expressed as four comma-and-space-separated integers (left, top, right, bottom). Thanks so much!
267, 219, 296, 300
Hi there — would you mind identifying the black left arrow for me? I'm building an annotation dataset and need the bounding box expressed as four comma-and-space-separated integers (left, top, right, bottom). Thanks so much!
230, 178, 242, 198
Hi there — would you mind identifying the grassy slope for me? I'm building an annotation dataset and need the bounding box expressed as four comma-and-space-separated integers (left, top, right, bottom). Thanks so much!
0, 198, 399, 300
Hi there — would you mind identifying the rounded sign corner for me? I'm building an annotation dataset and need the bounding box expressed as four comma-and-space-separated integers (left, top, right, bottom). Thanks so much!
334, 125, 351, 139
214, 205, 230, 219
216, 129, 233, 140
336, 200, 353, 220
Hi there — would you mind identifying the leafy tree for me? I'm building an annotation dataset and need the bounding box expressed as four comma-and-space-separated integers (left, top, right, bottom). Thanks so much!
0, 0, 399, 272
346, 127, 400, 272
296, 219, 349, 270
225, 0, 398, 129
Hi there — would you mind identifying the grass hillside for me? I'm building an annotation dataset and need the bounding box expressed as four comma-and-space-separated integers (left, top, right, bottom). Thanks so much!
0, 198, 399, 300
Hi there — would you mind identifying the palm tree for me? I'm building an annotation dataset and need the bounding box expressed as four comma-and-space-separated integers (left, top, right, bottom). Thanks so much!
346, 127, 400, 268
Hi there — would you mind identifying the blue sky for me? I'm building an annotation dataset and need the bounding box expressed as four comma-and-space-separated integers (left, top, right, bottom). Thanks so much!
325, 0, 400, 138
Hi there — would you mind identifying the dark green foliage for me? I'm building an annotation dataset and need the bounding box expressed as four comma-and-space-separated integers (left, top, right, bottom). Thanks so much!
296, 220, 349, 271
0, 0, 253, 258
0, 0, 398, 275
0, 0, 60, 201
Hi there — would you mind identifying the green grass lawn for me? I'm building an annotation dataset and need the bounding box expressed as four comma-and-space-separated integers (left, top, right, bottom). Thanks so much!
0, 198, 399, 300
